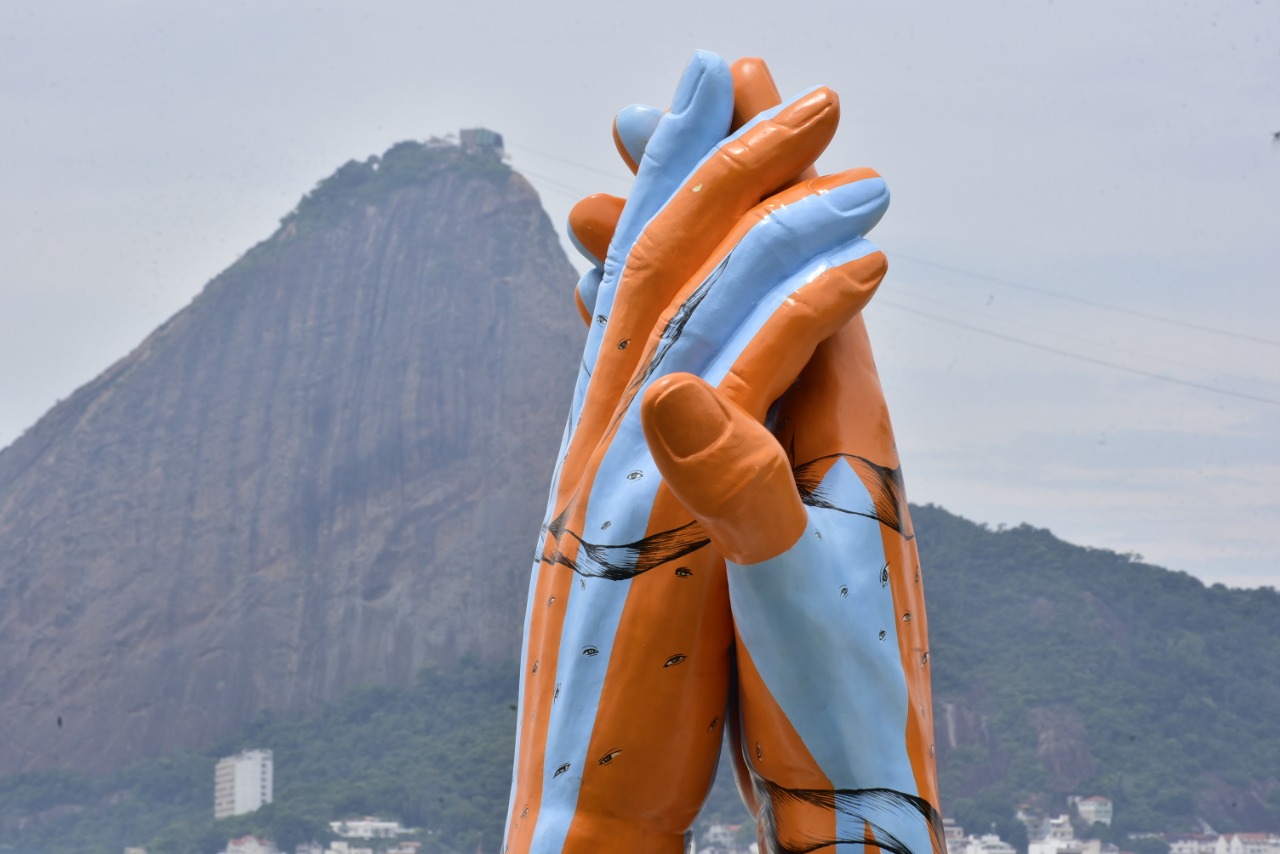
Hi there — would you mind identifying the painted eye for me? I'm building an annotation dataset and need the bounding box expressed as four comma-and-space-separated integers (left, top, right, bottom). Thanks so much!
674, 567, 692, 578
595, 314, 607, 326
600, 520, 611, 530
520, 805, 529, 819
880, 564, 890, 587
663, 654, 687, 668
707, 717, 719, 732
814, 529, 823, 540
554, 763, 570, 778
878, 630, 887, 641
902, 612, 912, 622
755, 742, 763, 761
598, 749, 623, 765
546, 595, 555, 608
626, 469, 643, 480
839, 585, 848, 598
617, 339, 630, 350
921, 651, 929, 667
554, 682, 561, 701
583, 646, 599, 657
532, 659, 539, 672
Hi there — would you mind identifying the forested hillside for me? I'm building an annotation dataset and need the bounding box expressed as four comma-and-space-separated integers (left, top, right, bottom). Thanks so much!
916, 505, 1280, 841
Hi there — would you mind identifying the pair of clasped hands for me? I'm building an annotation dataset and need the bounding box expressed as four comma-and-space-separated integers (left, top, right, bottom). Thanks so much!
508, 50, 938, 854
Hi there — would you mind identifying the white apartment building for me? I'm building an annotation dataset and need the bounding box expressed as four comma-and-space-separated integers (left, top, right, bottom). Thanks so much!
1215, 834, 1280, 854
214, 749, 274, 818
1169, 835, 1220, 854
1075, 796, 1114, 827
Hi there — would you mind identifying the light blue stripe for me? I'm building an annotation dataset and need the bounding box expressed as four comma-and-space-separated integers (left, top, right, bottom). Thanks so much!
728, 460, 932, 854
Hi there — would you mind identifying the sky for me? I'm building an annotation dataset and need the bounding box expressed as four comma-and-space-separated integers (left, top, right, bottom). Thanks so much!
1, 0, 1276, 588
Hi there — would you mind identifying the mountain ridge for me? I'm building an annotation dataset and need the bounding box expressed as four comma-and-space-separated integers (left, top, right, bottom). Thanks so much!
0, 139, 582, 777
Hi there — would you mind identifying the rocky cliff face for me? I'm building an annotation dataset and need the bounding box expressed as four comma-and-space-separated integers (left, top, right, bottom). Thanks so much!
0, 142, 583, 775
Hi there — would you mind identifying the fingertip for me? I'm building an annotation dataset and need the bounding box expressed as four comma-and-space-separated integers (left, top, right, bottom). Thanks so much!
613, 105, 663, 175
672, 50, 731, 116
642, 374, 733, 462
730, 57, 783, 129
567, 193, 625, 268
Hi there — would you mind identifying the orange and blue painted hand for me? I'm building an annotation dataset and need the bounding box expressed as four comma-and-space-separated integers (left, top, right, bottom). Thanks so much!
505, 51, 942, 854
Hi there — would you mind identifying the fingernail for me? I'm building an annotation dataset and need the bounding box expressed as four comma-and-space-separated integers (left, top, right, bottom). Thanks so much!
671, 50, 716, 115
825, 176, 889, 215
648, 376, 732, 460
776, 87, 837, 130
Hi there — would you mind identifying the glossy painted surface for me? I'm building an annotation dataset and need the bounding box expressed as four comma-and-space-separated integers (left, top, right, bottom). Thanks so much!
506, 51, 944, 854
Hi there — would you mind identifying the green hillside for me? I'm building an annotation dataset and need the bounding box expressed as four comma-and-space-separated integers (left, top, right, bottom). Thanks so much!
2, 505, 1276, 853
915, 504, 1280, 840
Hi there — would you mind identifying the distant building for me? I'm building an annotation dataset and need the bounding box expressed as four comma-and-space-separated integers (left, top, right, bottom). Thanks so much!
1215, 834, 1280, 854
386, 844, 422, 854
960, 833, 1020, 854
1075, 796, 1114, 827
944, 818, 967, 848
224, 836, 279, 854
330, 817, 414, 839
325, 843, 374, 854
1030, 815, 1085, 854
1019, 804, 1050, 840
214, 749, 274, 818
459, 127, 505, 158
1168, 834, 1220, 854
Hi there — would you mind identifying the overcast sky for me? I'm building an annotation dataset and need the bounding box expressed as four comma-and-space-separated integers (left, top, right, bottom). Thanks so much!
1, 0, 1276, 588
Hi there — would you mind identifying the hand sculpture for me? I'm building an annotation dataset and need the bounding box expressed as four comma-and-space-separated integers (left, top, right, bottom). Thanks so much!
505, 51, 943, 854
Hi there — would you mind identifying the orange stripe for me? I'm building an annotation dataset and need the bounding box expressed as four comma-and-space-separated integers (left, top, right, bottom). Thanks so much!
564, 483, 733, 846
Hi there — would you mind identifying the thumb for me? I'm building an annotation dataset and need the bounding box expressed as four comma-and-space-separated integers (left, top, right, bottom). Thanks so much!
641, 373, 807, 565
